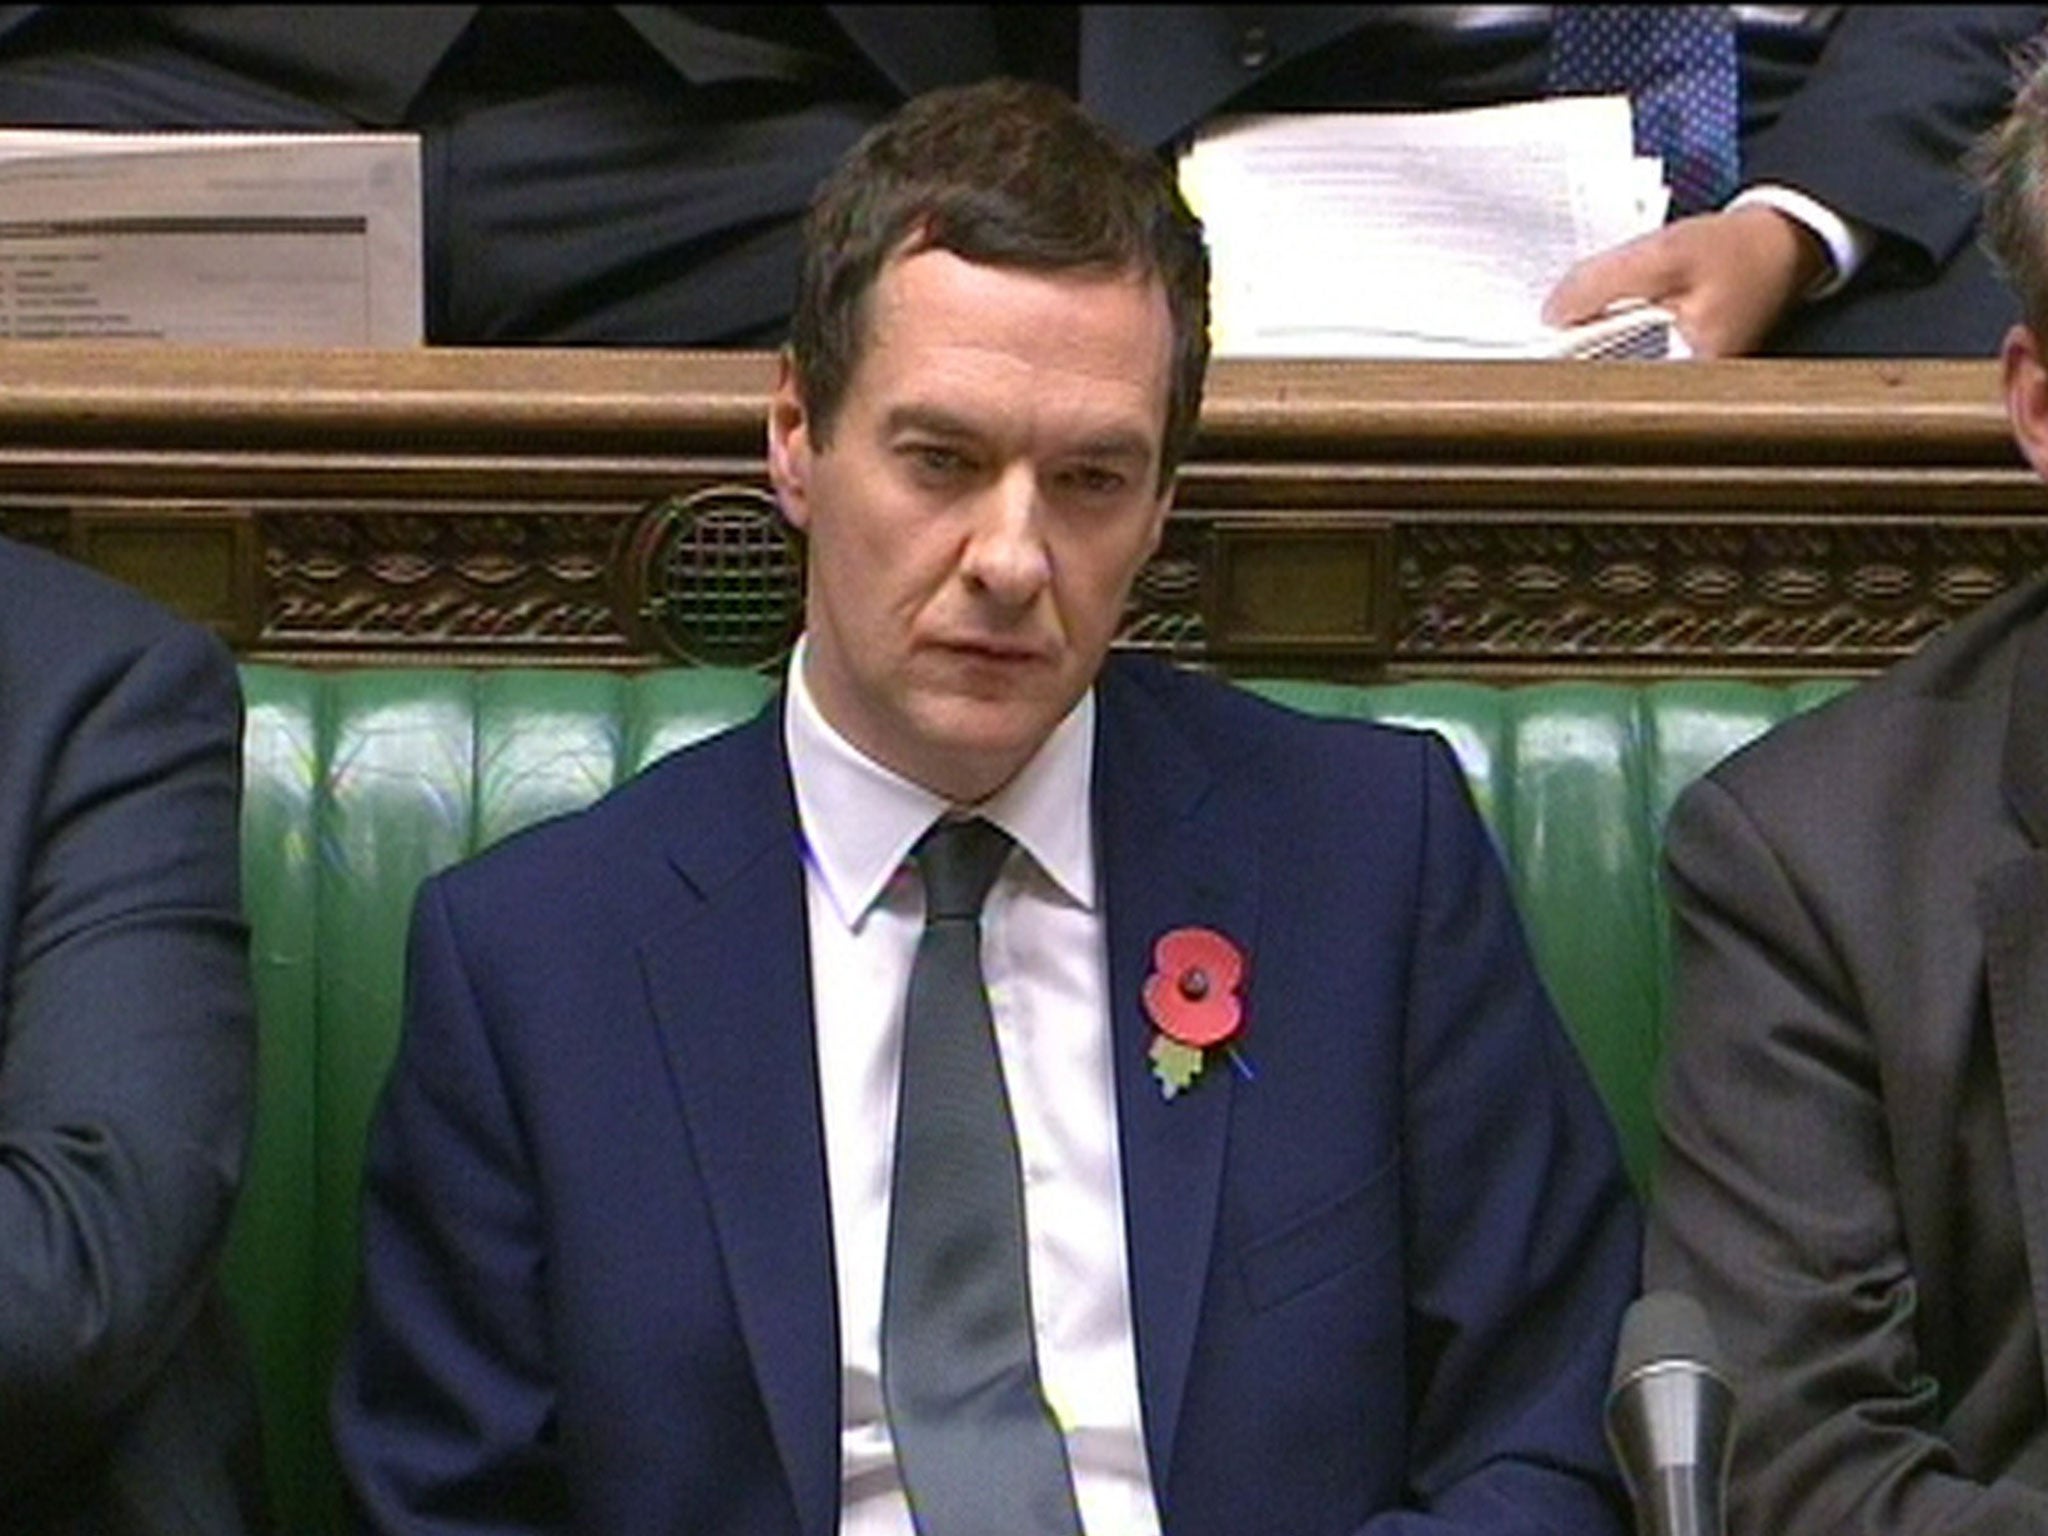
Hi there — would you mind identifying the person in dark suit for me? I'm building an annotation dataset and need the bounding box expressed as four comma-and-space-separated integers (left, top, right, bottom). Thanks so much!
0, 5, 2036, 356
0, 534, 264, 1532
1643, 49, 2048, 1532
330, 77, 1641, 1534
1079, 5, 2047, 358
1537, 4, 2047, 356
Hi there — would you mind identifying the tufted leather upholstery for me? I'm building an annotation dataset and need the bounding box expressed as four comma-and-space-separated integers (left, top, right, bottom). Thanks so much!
226, 663, 1844, 1530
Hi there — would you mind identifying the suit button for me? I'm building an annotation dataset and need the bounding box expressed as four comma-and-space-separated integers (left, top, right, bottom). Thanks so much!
1237, 24, 1273, 69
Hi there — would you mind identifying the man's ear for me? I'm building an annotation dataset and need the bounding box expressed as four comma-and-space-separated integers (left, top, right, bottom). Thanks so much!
2004, 323, 2048, 484
1141, 480, 1175, 562
766, 352, 814, 532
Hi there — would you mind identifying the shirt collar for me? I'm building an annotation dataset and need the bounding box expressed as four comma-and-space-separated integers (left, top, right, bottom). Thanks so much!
783, 635, 1098, 928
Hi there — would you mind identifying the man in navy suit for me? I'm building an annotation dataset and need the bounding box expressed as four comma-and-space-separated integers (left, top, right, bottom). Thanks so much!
331, 77, 1641, 1534
0, 534, 264, 1532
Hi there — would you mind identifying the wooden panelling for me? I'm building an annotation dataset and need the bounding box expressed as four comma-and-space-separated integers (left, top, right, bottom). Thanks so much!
0, 342, 2031, 678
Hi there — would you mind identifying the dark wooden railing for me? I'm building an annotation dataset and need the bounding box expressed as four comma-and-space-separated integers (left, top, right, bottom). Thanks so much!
1, 342, 2033, 679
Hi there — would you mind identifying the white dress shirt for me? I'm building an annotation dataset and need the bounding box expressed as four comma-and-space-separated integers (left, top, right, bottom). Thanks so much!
782, 641, 1162, 1536
1731, 182, 1873, 299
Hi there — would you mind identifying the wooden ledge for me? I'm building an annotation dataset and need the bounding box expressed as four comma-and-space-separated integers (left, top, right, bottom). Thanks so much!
0, 343, 2033, 678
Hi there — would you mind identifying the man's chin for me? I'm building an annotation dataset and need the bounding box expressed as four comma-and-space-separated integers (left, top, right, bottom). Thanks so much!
904, 694, 1069, 799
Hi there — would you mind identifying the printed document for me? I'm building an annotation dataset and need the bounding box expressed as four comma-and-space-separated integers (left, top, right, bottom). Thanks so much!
0, 130, 423, 346
1178, 97, 1681, 359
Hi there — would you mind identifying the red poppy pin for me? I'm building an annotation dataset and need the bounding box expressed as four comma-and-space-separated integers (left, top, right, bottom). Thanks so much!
1143, 926, 1251, 1099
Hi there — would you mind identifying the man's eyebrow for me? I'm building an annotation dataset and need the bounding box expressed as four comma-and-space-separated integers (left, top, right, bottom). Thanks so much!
1063, 430, 1156, 465
881, 404, 981, 440
880, 405, 1159, 465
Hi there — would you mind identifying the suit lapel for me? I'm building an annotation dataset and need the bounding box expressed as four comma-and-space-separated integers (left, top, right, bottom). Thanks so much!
1096, 664, 1261, 1498
1987, 611, 2048, 1402
636, 703, 840, 1536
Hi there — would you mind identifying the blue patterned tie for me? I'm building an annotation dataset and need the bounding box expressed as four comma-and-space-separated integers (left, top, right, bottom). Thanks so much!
1547, 5, 1740, 218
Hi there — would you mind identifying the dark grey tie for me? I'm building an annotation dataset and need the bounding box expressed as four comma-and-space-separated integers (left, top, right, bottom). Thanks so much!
881, 817, 1084, 1536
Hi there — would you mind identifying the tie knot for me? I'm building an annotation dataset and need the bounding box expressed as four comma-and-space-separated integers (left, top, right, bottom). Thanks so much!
917, 817, 1012, 921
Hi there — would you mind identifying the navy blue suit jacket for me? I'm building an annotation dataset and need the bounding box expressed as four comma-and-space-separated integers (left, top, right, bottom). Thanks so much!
332, 655, 1641, 1535
0, 535, 262, 1532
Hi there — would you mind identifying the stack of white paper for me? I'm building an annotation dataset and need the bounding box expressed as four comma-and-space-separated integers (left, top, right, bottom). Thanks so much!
0, 129, 423, 346
1178, 96, 1679, 360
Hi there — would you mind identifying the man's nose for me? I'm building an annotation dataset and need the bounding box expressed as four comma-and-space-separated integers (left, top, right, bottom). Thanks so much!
960, 466, 1052, 604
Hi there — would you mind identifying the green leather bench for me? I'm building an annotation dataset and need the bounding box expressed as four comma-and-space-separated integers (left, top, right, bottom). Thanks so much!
224, 663, 1847, 1531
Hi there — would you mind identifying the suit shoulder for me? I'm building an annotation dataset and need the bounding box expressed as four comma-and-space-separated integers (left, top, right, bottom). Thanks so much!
2, 534, 210, 638
431, 700, 783, 910
0, 534, 230, 662
1100, 657, 1461, 850
1106, 653, 1444, 766
0, 535, 237, 717
1684, 578, 2047, 830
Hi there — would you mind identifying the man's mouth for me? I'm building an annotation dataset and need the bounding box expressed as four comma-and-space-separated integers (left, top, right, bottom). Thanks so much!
932, 636, 1052, 664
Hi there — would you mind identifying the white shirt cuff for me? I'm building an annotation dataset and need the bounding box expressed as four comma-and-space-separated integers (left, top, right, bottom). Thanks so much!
1727, 183, 1873, 300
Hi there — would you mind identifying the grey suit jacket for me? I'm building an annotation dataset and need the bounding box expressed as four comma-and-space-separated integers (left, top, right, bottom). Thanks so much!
0, 536, 264, 1533
1647, 574, 2048, 1534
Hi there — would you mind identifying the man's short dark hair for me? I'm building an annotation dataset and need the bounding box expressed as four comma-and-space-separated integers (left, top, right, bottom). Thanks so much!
789, 77, 1211, 489
1974, 41, 2048, 338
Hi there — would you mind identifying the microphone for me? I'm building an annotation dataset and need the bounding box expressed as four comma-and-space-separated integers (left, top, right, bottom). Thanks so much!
1605, 1292, 1735, 1536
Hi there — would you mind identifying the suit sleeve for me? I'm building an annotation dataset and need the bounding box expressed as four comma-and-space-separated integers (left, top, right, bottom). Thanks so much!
0, 621, 255, 1481
331, 877, 571, 1534
1361, 736, 1643, 1536
1743, 6, 2048, 283
1646, 773, 2048, 1534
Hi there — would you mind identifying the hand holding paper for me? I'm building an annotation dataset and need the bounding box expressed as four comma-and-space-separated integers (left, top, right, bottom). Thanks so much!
1543, 203, 1831, 358
1178, 96, 1683, 359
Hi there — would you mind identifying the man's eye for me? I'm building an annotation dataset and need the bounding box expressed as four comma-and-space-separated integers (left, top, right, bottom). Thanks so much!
1060, 465, 1129, 497
903, 443, 970, 477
